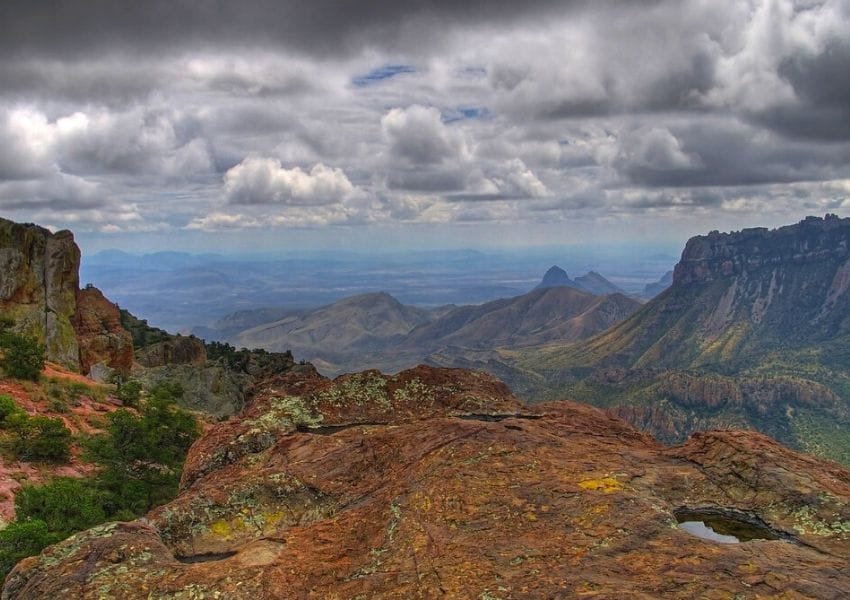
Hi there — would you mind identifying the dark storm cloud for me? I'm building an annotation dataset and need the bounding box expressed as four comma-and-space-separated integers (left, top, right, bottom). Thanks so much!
751, 39, 850, 141
0, 0, 637, 59
615, 118, 850, 188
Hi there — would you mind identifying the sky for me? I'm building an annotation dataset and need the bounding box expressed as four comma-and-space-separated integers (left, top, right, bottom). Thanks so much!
1, 0, 849, 254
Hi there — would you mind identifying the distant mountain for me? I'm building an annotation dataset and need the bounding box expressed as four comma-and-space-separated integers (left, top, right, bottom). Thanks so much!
402, 286, 640, 352
510, 215, 850, 466
642, 270, 673, 298
574, 271, 624, 295
233, 292, 434, 361
216, 285, 640, 376
535, 265, 573, 289
535, 264, 625, 295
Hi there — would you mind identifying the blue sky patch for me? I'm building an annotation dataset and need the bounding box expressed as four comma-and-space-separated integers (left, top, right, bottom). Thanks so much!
442, 106, 491, 123
352, 64, 416, 87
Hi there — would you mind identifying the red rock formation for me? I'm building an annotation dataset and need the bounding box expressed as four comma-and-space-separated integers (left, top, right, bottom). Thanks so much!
5, 366, 849, 598
74, 286, 134, 376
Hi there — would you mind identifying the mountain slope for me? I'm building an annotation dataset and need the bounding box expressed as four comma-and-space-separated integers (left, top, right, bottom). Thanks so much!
234, 292, 433, 356
511, 215, 850, 465
227, 286, 640, 376
402, 286, 640, 351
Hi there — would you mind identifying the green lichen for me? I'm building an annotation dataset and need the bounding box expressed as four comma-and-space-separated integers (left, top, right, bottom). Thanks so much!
792, 505, 850, 536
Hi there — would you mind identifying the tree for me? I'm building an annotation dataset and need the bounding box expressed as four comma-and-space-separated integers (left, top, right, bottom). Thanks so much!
0, 332, 44, 381
85, 383, 199, 513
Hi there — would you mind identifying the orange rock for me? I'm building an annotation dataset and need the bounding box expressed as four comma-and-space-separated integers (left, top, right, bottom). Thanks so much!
5, 366, 850, 598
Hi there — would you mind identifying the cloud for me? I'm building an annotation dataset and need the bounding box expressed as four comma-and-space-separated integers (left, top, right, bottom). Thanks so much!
382, 105, 468, 165
2, 0, 850, 241
223, 156, 356, 206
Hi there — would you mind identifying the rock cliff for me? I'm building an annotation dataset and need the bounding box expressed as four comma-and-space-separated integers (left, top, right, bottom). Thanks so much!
4, 365, 849, 598
0, 217, 135, 376
74, 286, 134, 376
512, 215, 850, 466
0, 218, 80, 370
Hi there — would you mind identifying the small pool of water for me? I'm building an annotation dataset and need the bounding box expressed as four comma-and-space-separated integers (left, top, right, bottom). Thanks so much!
175, 551, 237, 564
674, 508, 780, 544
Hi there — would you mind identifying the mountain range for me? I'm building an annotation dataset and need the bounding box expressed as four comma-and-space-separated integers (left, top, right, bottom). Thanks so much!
502, 215, 850, 465
198, 271, 642, 376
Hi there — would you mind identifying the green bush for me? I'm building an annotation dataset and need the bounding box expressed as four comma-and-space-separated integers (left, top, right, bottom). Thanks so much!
0, 379, 200, 579
0, 519, 59, 578
0, 394, 22, 424
0, 333, 44, 381
8, 414, 72, 462
15, 478, 106, 536
115, 379, 142, 408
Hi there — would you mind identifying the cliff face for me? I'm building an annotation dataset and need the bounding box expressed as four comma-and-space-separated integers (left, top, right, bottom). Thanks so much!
513, 215, 850, 465
0, 219, 81, 369
74, 287, 134, 376
0, 217, 137, 376
5, 366, 850, 598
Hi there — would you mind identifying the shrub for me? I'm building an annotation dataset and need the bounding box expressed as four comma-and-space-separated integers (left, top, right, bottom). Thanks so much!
85, 386, 199, 513
0, 394, 22, 424
0, 520, 59, 578
15, 478, 106, 536
116, 379, 142, 408
8, 414, 72, 462
0, 333, 44, 381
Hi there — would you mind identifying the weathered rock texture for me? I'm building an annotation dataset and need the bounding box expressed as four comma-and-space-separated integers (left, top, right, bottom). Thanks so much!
74, 286, 134, 376
136, 336, 207, 369
5, 366, 849, 598
0, 218, 80, 369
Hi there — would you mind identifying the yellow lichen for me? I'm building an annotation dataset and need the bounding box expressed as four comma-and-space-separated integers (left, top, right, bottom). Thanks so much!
209, 519, 232, 538
578, 476, 623, 493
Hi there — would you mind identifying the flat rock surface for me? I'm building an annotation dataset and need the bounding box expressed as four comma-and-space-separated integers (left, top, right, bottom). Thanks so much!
5, 366, 850, 599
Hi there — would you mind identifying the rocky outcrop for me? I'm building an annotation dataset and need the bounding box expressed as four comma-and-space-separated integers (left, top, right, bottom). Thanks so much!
674, 213, 850, 286
74, 287, 134, 376
5, 366, 850, 598
135, 336, 207, 368
0, 218, 80, 369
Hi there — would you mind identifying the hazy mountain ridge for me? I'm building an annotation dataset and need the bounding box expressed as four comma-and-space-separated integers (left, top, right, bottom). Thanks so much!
81, 248, 674, 333
207, 282, 641, 376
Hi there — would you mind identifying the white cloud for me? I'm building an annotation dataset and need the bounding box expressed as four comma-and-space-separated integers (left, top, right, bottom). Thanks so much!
223, 156, 357, 206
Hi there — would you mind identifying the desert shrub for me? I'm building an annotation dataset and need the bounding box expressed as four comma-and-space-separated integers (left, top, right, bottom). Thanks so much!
0, 520, 59, 578
15, 478, 107, 535
0, 333, 44, 381
115, 379, 142, 408
85, 385, 199, 514
8, 414, 72, 462
0, 394, 22, 424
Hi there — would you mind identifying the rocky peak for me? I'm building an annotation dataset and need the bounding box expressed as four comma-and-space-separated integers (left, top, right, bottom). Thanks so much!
673, 214, 850, 286
536, 265, 572, 289
0, 217, 136, 375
